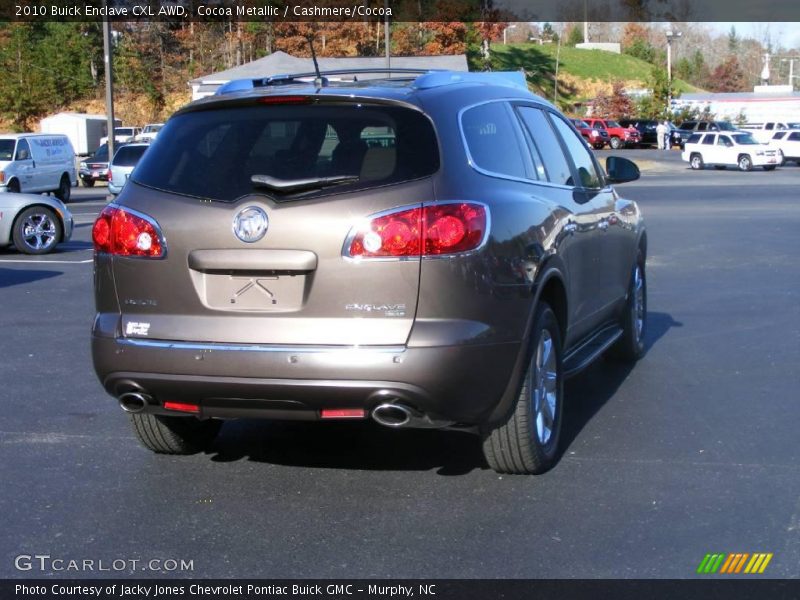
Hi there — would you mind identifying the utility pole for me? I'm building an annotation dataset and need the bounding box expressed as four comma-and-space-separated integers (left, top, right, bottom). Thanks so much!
665, 30, 682, 115
384, 0, 390, 71
102, 2, 115, 160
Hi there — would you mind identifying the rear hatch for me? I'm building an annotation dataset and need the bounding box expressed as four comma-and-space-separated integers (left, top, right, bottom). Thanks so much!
108, 96, 439, 346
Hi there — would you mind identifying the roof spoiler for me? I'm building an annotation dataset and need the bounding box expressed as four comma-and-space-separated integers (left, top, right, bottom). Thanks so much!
214, 69, 528, 96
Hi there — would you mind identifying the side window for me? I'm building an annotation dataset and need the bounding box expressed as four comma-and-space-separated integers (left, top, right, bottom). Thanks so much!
701, 134, 716, 145
516, 106, 572, 186
773, 132, 786, 140
697, 123, 708, 131
718, 135, 733, 147
15, 139, 31, 161
686, 133, 702, 144
549, 114, 603, 189
461, 102, 528, 179
765, 123, 774, 130
789, 132, 800, 142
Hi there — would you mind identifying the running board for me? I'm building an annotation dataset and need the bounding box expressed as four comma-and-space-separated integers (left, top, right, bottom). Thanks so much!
563, 325, 623, 378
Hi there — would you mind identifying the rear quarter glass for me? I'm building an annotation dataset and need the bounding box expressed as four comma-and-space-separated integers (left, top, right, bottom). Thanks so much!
132, 103, 440, 202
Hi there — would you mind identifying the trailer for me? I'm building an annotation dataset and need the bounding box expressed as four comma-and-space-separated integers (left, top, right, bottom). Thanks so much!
39, 112, 122, 155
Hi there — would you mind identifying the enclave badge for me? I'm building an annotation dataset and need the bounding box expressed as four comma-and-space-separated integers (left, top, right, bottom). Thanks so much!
233, 206, 269, 243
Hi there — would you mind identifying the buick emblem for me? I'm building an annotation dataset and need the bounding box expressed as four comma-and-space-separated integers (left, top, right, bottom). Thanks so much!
233, 206, 268, 243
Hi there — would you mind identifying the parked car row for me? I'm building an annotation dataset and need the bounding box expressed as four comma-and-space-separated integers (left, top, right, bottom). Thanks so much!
99, 123, 164, 146
80, 141, 151, 193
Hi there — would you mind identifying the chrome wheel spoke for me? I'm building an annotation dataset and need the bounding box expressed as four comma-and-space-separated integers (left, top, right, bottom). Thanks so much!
531, 329, 558, 446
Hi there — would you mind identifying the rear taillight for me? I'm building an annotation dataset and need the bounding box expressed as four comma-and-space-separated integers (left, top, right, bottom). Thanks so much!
107, 169, 112, 182
346, 202, 487, 259
92, 205, 165, 258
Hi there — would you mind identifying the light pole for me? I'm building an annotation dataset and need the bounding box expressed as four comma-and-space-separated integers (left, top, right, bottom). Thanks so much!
503, 24, 517, 45
665, 30, 682, 115
781, 58, 800, 88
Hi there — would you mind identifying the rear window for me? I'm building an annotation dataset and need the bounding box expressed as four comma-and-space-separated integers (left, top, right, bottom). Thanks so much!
132, 103, 439, 202
112, 145, 148, 167
680, 122, 696, 130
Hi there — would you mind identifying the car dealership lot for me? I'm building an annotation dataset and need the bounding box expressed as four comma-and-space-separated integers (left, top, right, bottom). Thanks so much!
1, 164, 799, 578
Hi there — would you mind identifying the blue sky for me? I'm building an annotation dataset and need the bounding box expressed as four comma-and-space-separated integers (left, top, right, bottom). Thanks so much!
707, 22, 800, 50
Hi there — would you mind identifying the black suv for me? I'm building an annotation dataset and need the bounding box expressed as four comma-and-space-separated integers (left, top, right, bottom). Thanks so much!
676, 120, 737, 148
92, 69, 647, 475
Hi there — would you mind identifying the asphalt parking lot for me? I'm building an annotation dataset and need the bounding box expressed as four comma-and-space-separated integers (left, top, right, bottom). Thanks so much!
1, 155, 799, 579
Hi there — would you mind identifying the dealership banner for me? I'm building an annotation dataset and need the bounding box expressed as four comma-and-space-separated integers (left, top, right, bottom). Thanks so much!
3, 0, 800, 22
4, 580, 800, 600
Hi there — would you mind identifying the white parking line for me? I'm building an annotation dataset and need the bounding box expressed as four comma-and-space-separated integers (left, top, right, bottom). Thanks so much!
0, 258, 92, 264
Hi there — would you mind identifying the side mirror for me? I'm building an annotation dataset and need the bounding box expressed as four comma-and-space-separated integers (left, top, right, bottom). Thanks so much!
606, 156, 640, 184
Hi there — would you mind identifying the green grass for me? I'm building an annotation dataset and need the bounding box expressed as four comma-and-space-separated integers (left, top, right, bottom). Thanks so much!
485, 43, 699, 105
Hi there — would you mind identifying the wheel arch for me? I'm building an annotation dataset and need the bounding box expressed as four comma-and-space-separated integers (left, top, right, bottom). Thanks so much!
485, 259, 569, 427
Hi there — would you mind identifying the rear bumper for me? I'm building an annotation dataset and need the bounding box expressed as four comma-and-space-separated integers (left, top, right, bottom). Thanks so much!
92, 335, 522, 424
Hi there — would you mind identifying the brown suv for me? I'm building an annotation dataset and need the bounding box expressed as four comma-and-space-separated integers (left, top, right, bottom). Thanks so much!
92, 70, 647, 475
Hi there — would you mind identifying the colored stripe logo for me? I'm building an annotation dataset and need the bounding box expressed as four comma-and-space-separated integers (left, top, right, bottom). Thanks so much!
697, 553, 773, 574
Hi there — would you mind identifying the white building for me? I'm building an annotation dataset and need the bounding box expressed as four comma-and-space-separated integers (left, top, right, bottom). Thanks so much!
673, 86, 800, 123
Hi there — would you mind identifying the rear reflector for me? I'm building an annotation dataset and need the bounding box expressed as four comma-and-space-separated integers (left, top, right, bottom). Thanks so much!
346, 202, 487, 259
163, 401, 200, 414
320, 408, 366, 419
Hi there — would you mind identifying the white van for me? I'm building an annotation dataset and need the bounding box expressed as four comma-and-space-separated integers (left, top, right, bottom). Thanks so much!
0, 133, 77, 202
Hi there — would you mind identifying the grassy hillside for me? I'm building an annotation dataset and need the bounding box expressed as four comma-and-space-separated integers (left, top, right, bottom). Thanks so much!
488, 43, 699, 109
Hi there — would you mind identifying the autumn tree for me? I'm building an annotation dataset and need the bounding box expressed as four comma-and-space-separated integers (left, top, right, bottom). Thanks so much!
592, 81, 635, 119
708, 56, 746, 92
622, 22, 656, 64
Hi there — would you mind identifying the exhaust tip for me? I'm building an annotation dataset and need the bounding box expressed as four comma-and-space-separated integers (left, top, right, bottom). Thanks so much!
118, 392, 150, 414
371, 403, 412, 428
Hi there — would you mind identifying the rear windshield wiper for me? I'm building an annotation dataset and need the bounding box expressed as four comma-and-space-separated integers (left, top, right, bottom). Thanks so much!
250, 174, 359, 193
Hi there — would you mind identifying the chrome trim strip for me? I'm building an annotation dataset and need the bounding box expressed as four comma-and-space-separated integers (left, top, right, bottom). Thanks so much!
456, 98, 576, 192
117, 338, 406, 353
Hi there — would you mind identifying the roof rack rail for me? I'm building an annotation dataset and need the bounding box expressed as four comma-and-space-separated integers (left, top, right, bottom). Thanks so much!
215, 68, 442, 95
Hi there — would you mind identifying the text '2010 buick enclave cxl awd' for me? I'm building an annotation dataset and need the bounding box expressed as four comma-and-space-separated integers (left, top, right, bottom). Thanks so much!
91, 70, 646, 475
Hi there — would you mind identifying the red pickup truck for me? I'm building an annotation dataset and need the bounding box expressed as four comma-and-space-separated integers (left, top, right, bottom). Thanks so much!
584, 118, 642, 149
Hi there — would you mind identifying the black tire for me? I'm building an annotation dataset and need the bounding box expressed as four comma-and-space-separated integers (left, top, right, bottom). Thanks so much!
609, 137, 622, 149
7, 179, 20, 193
612, 251, 647, 362
81, 178, 95, 188
690, 153, 704, 170
130, 413, 222, 454
713, 165, 726, 170
763, 165, 776, 171
482, 303, 563, 475
738, 154, 752, 171
54, 174, 71, 202
12, 206, 61, 255
593, 143, 604, 150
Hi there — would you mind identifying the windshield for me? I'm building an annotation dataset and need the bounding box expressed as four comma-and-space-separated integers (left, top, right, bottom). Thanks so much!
788, 123, 800, 129
574, 120, 589, 128
606, 120, 621, 128
133, 103, 439, 202
144, 124, 162, 133
717, 122, 736, 131
732, 133, 759, 145
92, 144, 110, 161
0, 140, 15, 161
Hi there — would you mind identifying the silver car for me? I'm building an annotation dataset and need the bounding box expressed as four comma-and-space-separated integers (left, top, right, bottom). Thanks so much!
108, 143, 149, 196
0, 192, 73, 254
